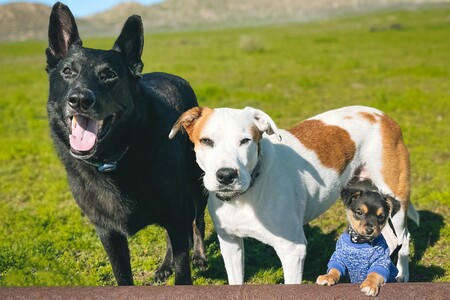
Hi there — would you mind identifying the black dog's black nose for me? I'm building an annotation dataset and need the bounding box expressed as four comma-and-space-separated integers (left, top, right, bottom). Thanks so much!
216, 168, 238, 185
68, 89, 96, 111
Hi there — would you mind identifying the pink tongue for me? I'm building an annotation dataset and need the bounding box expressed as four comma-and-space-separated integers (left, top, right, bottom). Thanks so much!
69, 116, 98, 152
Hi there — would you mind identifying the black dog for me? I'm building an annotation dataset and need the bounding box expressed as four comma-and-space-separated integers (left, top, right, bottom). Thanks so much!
46, 2, 207, 285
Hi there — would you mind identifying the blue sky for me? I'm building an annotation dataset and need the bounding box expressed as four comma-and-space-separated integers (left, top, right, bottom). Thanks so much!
1, 0, 162, 17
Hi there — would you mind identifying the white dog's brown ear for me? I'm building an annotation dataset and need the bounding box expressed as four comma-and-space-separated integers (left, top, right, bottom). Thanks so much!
244, 107, 282, 141
169, 107, 208, 139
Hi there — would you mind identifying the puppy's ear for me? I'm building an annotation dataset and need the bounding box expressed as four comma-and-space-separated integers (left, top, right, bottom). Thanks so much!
244, 107, 282, 141
341, 188, 362, 207
169, 107, 211, 140
113, 15, 144, 78
46, 2, 82, 71
385, 196, 401, 217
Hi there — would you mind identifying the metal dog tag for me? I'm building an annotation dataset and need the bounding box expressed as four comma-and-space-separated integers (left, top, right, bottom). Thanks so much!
97, 162, 117, 172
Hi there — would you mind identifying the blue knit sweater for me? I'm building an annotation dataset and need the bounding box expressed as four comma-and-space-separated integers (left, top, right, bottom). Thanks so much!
327, 232, 398, 283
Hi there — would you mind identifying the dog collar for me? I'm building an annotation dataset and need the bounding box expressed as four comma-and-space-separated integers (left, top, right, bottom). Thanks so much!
83, 146, 129, 173
347, 226, 375, 244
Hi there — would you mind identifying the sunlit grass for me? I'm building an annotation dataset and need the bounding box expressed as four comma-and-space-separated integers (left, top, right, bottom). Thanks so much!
0, 6, 449, 285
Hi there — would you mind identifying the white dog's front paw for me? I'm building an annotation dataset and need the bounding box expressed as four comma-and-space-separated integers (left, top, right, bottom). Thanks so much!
395, 273, 408, 282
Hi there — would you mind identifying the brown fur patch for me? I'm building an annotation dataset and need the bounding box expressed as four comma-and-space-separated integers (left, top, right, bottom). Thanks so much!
250, 125, 263, 142
288, 120, 356, 175
361, 204, 369, 214
358, 112, 377, 124
347, 210, 363, 235
378, 113, 410, 206
376, 207, 384, 217
173, 107, 214, 146
190, 108, 214, 148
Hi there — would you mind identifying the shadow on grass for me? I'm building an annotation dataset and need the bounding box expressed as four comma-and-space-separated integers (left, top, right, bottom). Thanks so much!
198, 210, 445, 283
302, 225, 342, 283
196, 232, 226, 282
199, 232, 285, 283
198, 224, 339, 283
409, 210, 445, 282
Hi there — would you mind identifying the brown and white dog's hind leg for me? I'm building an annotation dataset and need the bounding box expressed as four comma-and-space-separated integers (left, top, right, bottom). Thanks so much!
274, 233, 307, 284
363, 113, 416, 281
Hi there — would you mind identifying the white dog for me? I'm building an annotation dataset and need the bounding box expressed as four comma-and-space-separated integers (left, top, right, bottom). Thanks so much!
169, 105, 419, 284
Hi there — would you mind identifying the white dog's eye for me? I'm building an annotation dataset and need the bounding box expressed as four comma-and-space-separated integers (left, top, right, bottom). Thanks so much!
200, 138, 214, 147
240, 138, 251, 146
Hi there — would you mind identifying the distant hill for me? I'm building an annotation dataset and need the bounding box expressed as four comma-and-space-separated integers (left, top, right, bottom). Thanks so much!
0, 0, 448, 42
0, 3, 50, 42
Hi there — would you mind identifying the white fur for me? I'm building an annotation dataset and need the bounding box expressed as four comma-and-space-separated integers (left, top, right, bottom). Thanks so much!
179, 106, 414, 284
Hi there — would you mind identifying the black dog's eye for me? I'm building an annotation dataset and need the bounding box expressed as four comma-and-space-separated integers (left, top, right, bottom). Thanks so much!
200, 138, 214, 147
99, 70, 117, 81
240, 138, 251, 146
377, 215, 386, 223
62, 67, 73, 76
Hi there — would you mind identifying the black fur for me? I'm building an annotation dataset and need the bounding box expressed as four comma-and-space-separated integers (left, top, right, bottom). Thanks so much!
46, 2, 207, 285
341, 187, 401, 219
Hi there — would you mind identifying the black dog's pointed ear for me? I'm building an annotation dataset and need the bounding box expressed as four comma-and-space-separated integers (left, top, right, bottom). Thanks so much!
341, 188, 362, 207
113, 15, 144, 78
385, 196, 401, 217
46, 2, 82, 70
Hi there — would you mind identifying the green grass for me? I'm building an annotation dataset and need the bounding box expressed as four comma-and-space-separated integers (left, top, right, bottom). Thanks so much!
1, 6, 449, 285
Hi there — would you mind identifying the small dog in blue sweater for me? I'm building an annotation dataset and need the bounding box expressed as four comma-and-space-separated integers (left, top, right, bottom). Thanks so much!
316, 185, 401, 296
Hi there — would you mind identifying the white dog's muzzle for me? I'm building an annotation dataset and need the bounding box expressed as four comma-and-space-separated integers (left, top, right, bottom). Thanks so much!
215, 155, 261, 202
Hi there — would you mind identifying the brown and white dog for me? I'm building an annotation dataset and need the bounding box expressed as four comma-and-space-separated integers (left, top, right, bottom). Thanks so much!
169, 105, 419, 284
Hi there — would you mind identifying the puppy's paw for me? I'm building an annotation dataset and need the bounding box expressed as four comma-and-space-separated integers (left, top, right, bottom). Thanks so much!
316, 268, 340, 286
360, 279, 380, 297
316, 274, 338, 286
361, 272, 384, 296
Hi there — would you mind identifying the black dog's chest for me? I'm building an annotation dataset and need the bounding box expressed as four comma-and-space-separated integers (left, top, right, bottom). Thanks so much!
67, 165, 148, 235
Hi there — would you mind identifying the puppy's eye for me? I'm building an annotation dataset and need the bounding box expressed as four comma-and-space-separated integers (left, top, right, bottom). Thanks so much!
377, 215, 386, 223
200, 138, 214, 147
240, 138, 251, 146
355, 210, 364, 219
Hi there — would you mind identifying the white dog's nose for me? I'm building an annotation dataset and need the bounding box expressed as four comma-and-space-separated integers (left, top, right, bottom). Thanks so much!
216, 168, 238, 185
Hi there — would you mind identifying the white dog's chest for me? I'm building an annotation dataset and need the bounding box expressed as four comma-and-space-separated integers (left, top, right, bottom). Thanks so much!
208, 199, 271, 241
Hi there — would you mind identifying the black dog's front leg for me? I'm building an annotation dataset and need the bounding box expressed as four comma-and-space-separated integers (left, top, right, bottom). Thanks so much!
96, 227, 133, 285
192, 211, 207, 270
167, 227, 192, 285
154, 231, 174, 282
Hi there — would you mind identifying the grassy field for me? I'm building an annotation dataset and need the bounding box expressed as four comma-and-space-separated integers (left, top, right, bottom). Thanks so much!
0, 6, 449, 286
